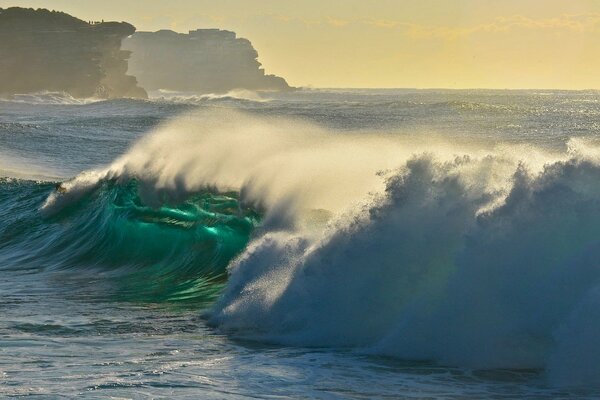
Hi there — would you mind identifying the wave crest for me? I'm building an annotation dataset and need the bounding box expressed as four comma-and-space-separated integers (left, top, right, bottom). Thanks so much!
37, 108, 600, 386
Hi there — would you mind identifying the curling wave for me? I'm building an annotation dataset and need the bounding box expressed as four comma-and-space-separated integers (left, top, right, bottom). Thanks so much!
1, 177, 258, 303
16, 108, 600, 386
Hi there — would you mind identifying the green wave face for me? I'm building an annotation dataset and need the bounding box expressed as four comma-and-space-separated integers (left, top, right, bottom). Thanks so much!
0, 179, 259, 304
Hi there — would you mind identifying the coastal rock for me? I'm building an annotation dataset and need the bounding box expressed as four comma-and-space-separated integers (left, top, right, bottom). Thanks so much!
123, 29, 291, 93
0, 7, 147, 99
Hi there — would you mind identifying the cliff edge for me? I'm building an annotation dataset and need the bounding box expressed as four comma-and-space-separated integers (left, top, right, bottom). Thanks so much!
123, 29, 291, 93
0, 7, 147, 99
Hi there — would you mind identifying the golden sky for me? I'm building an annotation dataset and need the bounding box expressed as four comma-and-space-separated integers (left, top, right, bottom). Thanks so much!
3, 0, 600, 89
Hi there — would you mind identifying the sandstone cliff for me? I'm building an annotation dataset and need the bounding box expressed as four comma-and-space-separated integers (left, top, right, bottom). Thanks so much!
0, 7, 147, 99
123, 29, 290, 93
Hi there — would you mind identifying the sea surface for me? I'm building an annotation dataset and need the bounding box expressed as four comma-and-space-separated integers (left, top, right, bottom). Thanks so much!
2, 89, 600, 398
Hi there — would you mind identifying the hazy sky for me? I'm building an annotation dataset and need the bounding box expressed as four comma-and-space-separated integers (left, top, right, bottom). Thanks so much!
3, 0, 600, 89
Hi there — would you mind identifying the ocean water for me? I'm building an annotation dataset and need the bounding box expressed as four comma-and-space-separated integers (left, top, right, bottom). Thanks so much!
2, 89, 600, 398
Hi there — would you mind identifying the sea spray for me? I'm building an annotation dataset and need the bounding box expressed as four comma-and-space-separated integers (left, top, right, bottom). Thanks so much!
43, 108, 548, 220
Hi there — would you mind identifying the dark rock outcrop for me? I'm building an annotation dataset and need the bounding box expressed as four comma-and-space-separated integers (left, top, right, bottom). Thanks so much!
123, 29, 291, 93
0, 7, 147, 99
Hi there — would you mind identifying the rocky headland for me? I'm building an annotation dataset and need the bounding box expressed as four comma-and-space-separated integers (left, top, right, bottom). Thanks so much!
123, 29, 291, 94
0, 7, 147, 99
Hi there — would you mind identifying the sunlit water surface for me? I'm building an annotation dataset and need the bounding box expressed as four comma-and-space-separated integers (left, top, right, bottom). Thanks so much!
2, 89, 600, 398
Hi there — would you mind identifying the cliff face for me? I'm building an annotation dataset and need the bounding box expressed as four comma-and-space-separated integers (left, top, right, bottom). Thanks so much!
123, 29, 290, 93
0, 7, 147, 99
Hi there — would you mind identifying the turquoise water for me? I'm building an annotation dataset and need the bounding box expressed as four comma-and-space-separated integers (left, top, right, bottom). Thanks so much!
3, 89, 600, 398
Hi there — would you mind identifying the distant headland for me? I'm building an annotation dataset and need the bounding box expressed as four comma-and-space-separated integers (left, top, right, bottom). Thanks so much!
0, 7, 291, 99
0, 7, 147, 99
122, 29, 291, 93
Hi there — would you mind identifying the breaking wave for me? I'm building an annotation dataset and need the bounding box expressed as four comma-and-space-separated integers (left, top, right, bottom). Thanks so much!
8, 108, 600, 386
148, 89, 269, 104
1, 176, 257, 303
0, 91, 102, 105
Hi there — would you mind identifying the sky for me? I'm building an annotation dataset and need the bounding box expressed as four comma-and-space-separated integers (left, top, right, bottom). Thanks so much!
3, 0, 600, 89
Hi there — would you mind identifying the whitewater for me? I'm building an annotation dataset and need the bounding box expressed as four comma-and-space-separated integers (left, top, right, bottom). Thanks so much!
2, 89, 600, 398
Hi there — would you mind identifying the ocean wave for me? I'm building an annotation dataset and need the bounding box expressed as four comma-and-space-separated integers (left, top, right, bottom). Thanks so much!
0, 91, 103, 105
148, 89, 270, 104
206, 140, 600, 387
29, 108, 600, 386
2, 177, 257, 303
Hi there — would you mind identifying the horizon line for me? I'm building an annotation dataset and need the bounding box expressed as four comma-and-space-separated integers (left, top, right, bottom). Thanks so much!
297, 86, 600, 92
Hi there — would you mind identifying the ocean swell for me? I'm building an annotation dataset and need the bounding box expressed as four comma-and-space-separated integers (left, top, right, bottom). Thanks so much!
29, 109, 600, 386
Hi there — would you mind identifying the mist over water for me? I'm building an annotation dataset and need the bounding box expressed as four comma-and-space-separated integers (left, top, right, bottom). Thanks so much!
3, 89, 600, 397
